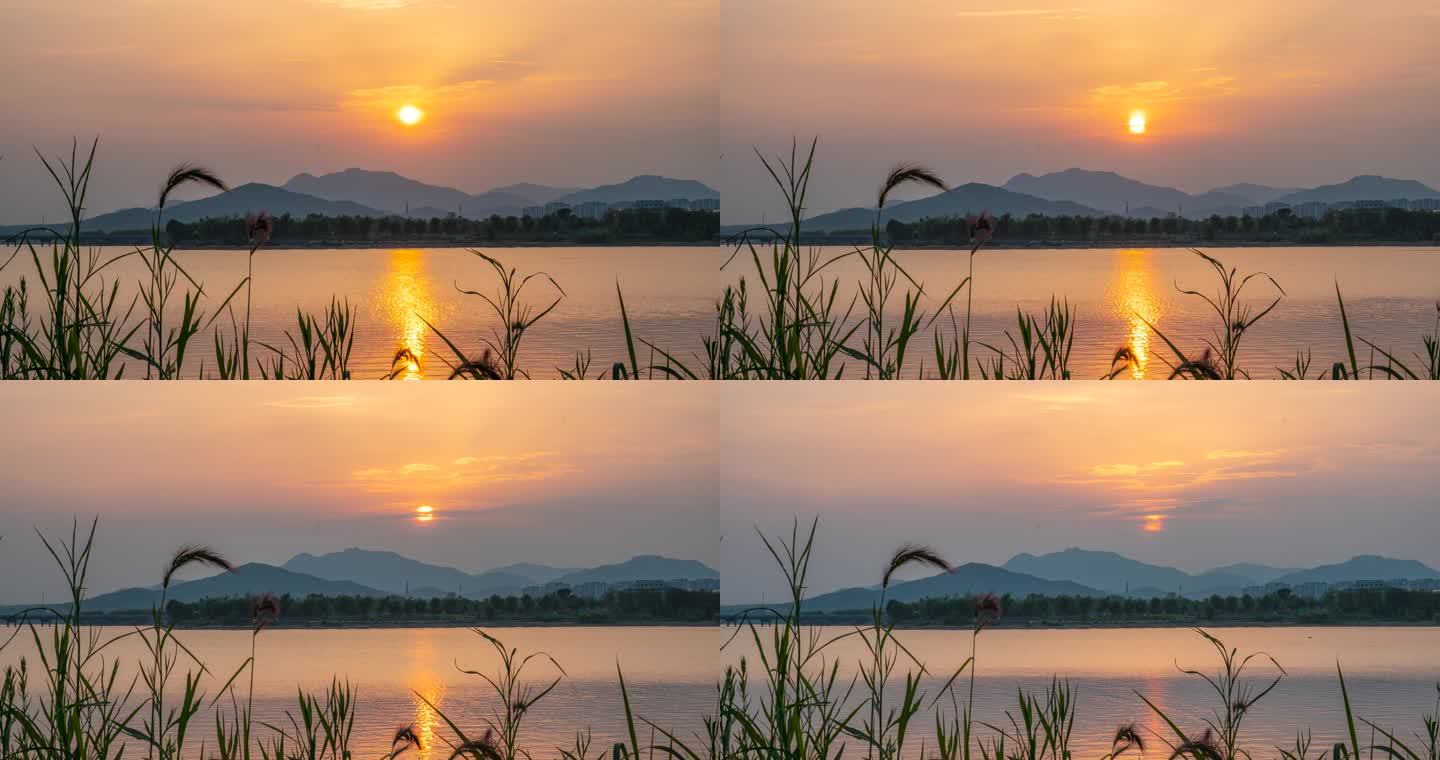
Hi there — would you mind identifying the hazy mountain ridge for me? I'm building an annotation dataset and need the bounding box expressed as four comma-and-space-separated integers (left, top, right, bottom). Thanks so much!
51, 184, 386, 234
0, 563, 388, 614
0, 550, 718, 614
1000, 168, 1440, 218
788, 563, 1101, 612
284, 548, 711, 597
553, 555, 720, 586
282, 169, 716, 218
785, 183, 1104, 233
1006, 548, 1439, 596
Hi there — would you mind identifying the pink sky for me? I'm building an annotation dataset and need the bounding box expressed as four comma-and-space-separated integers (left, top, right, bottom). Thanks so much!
0, 0, 718, 222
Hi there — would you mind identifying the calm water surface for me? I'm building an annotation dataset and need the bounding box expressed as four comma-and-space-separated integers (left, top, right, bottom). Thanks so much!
731, 246, 1440, 378
725, 626, 1440, 757
1, 246, 719, 379
0, 626, 716, 759
5, 245, 1436, 379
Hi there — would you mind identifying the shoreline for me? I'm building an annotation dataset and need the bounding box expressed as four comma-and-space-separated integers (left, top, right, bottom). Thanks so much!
722, 618, 1440, 630
3, 619, 717, 631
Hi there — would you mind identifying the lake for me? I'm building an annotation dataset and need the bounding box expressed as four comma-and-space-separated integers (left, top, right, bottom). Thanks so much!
5, 244, 1436, 380
0, 246, 719, 379
727, 246, 1440, 378
0, 625, 717, 759
724, 625, 1440, 757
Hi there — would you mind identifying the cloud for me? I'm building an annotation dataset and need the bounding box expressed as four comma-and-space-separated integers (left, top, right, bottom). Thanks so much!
400, 463, 440, 475
263, 395, 356, 410
1206, 448, 1282, 461
453, 456, 477, 466
955, 8, 1087, 19
1091, 72, 1238, 104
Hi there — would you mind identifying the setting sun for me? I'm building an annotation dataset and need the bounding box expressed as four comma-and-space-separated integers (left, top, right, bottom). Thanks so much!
397, 105, 425, 126
415, 504, 435, 523
1128, 110, 1147, 135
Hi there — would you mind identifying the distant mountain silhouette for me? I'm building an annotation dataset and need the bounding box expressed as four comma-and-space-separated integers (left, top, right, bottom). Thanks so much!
285, 169, 473, 215
55, 563, 384, 613
794, 563, 1100, 612
1004, 548, 1250, 595
1274, 176, 1440, 205
65, 184, 383, 233
281, 549, 712, 597
553, 555, 719, 586
1004, 169, 1257, 217
490, 183, 580, 205
284, 548, 538, 596
488, 562, 582, 584
792, 183, 1102, 232
1206, 562, 1302, 585
284, 169, 539, 217
1272, 555, 1440, 586
1206, 183, 1304, 205
555, 175, 719, 205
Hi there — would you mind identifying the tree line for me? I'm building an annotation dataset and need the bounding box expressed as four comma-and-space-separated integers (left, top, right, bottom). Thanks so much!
131, 207, 718, 246
873, 588, 1440, 626
146, 588, 719, 627
874, 207, 1440, 245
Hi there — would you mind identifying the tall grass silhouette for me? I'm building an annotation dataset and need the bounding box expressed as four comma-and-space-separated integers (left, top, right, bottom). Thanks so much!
2, 137, 1437, 380
718, 518, 1440, 760
0, 522, 714, 760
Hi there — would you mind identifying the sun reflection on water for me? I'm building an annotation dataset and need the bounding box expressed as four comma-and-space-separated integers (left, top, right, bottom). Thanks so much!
409, 631, 445, 760
382, 249, 438, 380
1111, 250, 1162, 379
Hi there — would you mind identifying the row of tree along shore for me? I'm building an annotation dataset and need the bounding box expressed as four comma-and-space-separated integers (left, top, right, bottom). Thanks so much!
729, 588, 1440, 627
5, 588, 720, 628
17, 207, 721, 247
756, 207, 1440, 246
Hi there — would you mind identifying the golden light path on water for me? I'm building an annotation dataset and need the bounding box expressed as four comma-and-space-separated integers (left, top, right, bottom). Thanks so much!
382, 250, 438, 380
1110, 250, 1162, 379
409, 629, 445, 760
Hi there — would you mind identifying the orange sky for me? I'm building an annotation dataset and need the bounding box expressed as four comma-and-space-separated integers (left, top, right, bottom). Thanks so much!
720, 0, 1440, 220
1, 0, 718, 222
720, 383, 1440, 602
0, 383, 717, 603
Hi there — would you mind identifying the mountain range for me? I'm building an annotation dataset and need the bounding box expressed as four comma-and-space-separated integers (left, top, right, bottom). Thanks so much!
726, 549, 1440, 610
0, 551, 718, 614
1, 171, 720, 234
725, 170, 1440, 233
282, 169, 716, 219
1003, 170, 1440, 218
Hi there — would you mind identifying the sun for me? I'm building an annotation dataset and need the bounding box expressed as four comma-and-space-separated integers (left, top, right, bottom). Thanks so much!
415, 504, 435, 523
397, 105, 425, 126
1128, 110, 1147, 135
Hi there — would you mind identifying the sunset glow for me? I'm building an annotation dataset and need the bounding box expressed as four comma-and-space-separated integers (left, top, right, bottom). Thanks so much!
416, 504, 435, 523
396, 105, 424, 127
1128, 110, 1147, 135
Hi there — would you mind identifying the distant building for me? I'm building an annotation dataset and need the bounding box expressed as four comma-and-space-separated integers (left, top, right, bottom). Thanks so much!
1292, 581, 1328, 599
1353, 200, 1388, 210
573, 201, 608, 219
1264, 201, 1291, 215
1242, 205, 1265, 217
631, 199, 667, 211
544, 201, 571, 215
665, 198, 692, 209
690, 198, 720, 211
521, 205, 545, 218
1330, 200, 1357, 211
1411, 198, 1440, 211
1293, 201, 1328, 219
